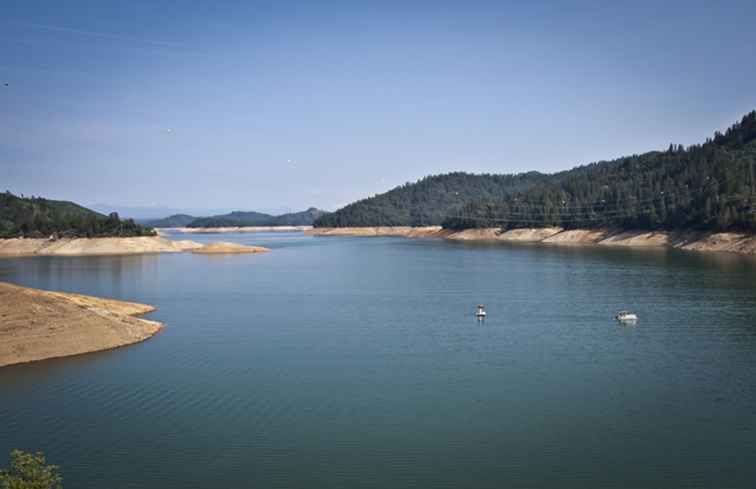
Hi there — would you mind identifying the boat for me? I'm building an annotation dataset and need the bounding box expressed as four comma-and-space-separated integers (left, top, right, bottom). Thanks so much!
476, 304, 486, 319
615, 311, 638, 322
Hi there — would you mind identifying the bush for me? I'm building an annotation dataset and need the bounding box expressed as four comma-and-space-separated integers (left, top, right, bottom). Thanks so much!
0, 450, 63, 489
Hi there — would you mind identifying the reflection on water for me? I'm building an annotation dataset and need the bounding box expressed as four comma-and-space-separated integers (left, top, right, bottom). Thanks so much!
0, 254, 160, 299
1, 232, 756, 489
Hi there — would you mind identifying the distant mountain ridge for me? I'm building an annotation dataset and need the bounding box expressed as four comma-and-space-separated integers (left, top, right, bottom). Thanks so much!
142, 214, 197, 228
146, 208, 328, 228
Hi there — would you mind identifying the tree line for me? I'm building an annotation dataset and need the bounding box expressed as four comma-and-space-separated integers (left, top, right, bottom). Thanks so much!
0, 193, 156, 239
443, 111, 756, 232
314, 172, 550, 227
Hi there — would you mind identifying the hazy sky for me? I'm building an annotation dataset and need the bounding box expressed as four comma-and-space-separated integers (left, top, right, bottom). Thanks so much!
2, 1, 755, 215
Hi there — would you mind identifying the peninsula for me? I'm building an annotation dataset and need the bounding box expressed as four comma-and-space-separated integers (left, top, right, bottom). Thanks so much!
0, 282, 163, 368
0, 236, 201, 257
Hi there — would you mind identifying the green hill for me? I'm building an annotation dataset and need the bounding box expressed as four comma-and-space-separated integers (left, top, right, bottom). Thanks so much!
314, 172, 550, 227
444, 111, 756, 232
0, 193, 155, 239
187, 211, 275, 228
315, 111, 756, 233
186, 208, 328, 228
270, 208, 328, 226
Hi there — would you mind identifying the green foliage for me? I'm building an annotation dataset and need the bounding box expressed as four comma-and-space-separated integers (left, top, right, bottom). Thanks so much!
314, 172, 549, 227
270, 208, 327, 226
444, 111, 756, 232
0, 450, 62, 489
187, 210, 274, 227
0, 193, 156, 239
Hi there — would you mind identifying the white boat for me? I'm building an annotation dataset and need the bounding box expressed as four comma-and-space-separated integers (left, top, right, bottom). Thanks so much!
476, 304, 487, 319
615, 311, 638, 322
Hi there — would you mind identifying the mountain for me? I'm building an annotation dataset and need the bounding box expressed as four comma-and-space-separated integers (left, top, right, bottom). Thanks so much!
443, 111, 756, 232
315, 111, 756, 233
271, 208, 328, 226
0, 192, 155, 238
187, 211, 275, 228
184, 208, 328, 228
313, 172, 550, 227
143, 214, 198, 228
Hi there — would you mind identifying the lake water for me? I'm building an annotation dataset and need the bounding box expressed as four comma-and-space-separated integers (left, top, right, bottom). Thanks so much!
2, 232, 756, 489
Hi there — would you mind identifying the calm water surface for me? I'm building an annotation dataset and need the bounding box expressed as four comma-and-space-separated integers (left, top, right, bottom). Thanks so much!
1, 232, 756, 488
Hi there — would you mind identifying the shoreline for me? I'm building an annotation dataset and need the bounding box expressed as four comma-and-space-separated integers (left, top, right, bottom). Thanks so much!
306, 226, 756, 255
0, 282, 163, 368
0, 236, 202, 257
191, 242, 271, 254
164, 225, 312, 234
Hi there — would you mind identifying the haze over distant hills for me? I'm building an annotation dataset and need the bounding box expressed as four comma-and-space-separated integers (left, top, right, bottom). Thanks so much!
146, 208, 328, 228
88, 205, 240, 221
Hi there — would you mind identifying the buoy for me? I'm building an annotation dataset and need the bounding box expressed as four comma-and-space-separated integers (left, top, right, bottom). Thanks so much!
476, 304, 486, 319
615, 311, 638, 322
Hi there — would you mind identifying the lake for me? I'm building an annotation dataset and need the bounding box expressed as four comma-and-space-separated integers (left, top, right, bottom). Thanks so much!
2, 232, 756, 489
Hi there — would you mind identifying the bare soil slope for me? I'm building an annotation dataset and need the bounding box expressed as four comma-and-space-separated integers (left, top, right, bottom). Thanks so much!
191, 242, 271, 254
0, 236, 201, 257
0, 282, 163, 367
308, 227, 756, 255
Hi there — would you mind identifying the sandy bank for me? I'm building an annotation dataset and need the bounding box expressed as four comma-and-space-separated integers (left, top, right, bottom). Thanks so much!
191, 242, 271, 254
169, 226, 312, 234
0, 282, 163, 368
308, 227, 756, 255
446, 227, 564, 242
0, 236, 202, 257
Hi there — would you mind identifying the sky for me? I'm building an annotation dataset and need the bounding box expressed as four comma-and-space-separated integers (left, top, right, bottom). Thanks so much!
2, 0, 756, 217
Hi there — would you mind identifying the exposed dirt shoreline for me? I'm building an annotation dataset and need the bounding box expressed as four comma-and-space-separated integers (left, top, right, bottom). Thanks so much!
191, 242, 271, 254
0, 236, 202, 257
306, 227, 756, 255
0, 282, 163, 368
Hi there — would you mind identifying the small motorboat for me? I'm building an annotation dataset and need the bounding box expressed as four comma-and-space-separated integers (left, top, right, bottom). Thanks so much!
476, 304, 487, 319
615, 311, 638, 322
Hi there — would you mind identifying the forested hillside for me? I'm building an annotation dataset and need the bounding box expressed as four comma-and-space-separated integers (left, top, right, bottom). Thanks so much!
270, 208, 328, 226
314, 172, 550, 227
444, 111, 756, 232
0, 193, 155, 238
187, 210, 273, 228
185, 208, 327, 227
315, 111, 756, 233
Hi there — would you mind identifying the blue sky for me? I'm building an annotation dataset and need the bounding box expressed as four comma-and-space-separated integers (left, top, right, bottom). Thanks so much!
2, 1, 755, 216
